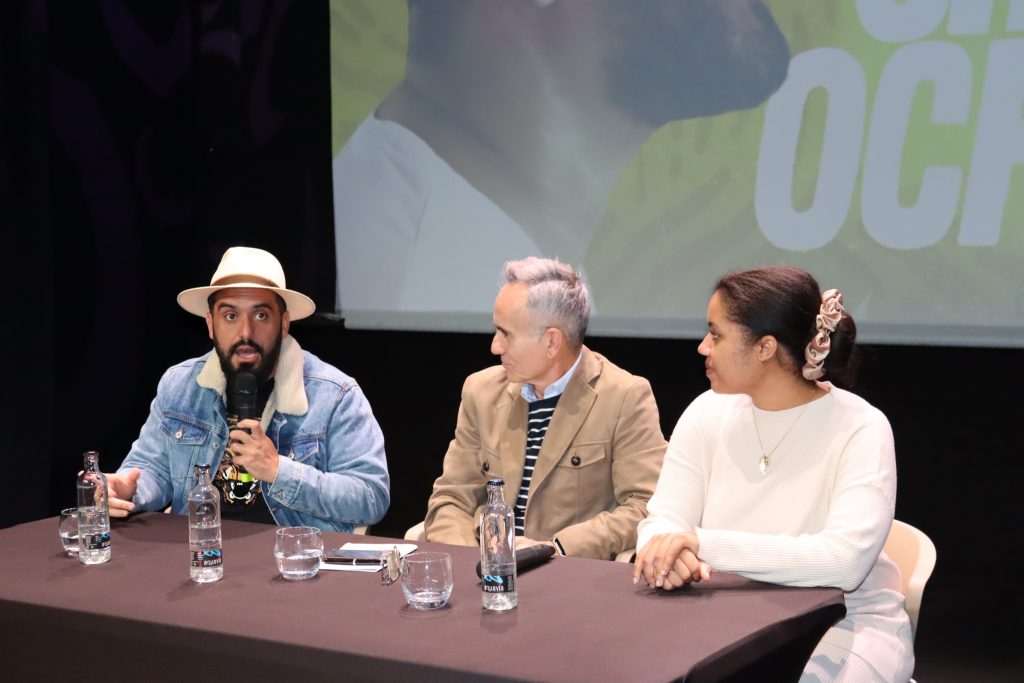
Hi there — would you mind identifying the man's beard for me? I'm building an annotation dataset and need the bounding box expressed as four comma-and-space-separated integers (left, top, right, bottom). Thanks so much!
214, 332, 283, 384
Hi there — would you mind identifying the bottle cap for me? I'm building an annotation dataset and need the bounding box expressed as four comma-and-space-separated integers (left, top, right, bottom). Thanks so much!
486, 478, 505, 487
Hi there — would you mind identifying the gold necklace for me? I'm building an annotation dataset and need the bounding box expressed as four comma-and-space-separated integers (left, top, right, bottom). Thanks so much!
751, 401, 810, 475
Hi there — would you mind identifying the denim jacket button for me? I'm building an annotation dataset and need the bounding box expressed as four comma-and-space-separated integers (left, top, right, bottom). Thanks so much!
175, 428, 184, 439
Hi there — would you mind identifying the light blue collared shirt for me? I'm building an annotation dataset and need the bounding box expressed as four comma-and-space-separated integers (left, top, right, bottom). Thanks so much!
520, 352, 583, 403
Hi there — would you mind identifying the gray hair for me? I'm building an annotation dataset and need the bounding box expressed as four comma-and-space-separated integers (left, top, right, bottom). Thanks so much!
501, 257, 590, 348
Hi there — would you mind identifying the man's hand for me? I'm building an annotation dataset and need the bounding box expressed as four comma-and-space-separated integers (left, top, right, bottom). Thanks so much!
633, 532, 712, 590
106, 468, 140, 518
229, 419, 281, 484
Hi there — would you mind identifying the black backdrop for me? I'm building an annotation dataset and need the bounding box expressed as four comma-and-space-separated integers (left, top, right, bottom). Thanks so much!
2, 2, 1021, 680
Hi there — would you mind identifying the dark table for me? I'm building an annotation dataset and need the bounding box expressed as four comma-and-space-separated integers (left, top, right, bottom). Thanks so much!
0, 513, 844, 682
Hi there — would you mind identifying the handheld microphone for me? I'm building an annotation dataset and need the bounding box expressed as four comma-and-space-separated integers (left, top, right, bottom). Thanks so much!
230, 372, 258, 473
234, 371, 258, 422
475, 543, 555, 579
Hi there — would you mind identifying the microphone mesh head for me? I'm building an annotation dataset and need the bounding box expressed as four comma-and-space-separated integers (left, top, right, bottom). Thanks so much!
234, 371, 258, 420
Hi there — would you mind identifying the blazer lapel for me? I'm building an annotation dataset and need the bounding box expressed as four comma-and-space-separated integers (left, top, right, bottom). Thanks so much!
528, 348, 600, 496
497, 382, 528, 506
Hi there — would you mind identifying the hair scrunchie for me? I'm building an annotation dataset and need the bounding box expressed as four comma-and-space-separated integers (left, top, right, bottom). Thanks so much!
802, 289, 844, 380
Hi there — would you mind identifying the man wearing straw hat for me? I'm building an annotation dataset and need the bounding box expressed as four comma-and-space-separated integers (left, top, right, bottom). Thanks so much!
106, 247, 390, 532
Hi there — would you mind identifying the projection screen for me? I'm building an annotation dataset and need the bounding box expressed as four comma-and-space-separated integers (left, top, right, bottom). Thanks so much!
330, 0, 1024, 347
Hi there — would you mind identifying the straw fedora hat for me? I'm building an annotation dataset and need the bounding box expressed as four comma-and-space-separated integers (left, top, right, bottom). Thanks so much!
177, 247, 316, 320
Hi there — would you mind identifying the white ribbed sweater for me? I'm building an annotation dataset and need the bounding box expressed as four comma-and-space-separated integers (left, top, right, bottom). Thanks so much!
638, 385, 914, 682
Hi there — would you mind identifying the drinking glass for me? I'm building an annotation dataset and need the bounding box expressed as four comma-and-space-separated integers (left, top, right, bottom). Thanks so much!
58, 507, 79, 556
273, 526, 323, 580
400, 552, 454, 609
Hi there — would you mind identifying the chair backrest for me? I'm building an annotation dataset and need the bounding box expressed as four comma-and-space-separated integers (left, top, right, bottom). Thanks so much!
883, 519, 937, 639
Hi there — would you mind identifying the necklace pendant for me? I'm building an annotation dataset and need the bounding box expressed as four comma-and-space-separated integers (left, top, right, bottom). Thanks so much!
758, 455, 770, 475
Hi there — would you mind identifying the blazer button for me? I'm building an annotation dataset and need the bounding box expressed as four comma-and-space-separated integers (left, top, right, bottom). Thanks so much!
570, 455, 581, 466
482, 461, 490, 472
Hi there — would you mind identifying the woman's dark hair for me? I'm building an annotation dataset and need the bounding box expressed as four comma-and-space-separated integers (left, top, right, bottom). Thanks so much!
714, 265, 859, 388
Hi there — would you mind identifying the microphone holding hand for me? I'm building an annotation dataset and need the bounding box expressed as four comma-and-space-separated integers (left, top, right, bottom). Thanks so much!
227, 371, 281, 485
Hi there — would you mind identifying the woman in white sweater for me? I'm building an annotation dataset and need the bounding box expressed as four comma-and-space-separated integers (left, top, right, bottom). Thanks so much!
634, 265, 914, 683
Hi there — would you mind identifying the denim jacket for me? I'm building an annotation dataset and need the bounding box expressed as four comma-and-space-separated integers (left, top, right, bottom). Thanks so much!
119, 335, 389, 531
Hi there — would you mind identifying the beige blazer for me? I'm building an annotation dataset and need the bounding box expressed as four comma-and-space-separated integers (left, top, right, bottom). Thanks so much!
425, 347, 666, 559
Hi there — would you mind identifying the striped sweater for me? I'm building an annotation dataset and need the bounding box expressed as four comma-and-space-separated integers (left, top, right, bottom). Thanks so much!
513, 395, 560, 535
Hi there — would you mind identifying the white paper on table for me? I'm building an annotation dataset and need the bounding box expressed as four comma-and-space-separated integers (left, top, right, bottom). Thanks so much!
318, 542, 418, 572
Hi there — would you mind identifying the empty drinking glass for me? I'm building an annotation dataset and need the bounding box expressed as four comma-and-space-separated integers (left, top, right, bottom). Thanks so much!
273, 526, 323, 580
400, 552, 454, 609
58, 507, 79, 556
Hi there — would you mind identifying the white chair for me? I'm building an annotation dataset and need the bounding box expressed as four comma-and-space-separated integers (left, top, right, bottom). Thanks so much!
405, 521, 426, 541
404, 520, 634, 562
883, 519, 937, 640
615, 548, 636, 563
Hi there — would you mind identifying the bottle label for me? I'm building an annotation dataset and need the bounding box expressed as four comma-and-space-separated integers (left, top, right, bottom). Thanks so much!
191, 548, 223, 568
482, 573, 515, 593
81, 532, 110, 551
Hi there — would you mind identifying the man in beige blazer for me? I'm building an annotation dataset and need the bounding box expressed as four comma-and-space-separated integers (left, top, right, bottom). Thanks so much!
425, 257, 666, 559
